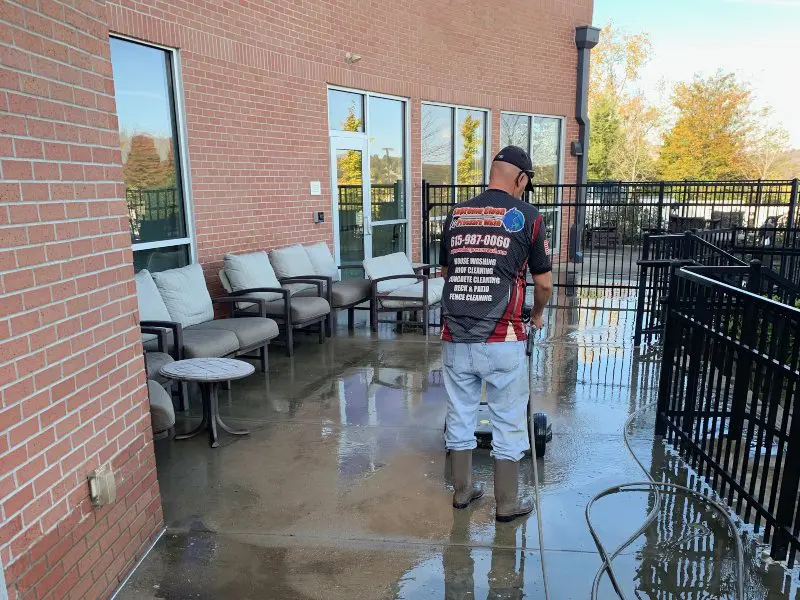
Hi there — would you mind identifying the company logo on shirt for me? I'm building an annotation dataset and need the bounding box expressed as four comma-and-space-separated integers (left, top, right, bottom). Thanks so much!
452, 206, 525, 233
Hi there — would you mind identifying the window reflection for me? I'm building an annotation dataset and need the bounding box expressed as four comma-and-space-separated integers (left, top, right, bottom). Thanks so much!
531, 116, 561, 184
110, 37, 188, 272
456, 109, 485, 185
368, 96, 405, 221
500, 113, 531, 150
422, 104, 453, 185
328, 90, 365, 132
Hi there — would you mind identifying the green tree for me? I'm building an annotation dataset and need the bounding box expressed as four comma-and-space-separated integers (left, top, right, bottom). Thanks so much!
743, 108, 793, 179
336, 104, 363, 184
456, 115, 481, 185
588, 93, 622, 180
658, 72, 753, 180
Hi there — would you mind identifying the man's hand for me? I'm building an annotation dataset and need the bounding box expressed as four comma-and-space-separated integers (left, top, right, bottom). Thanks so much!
531, 313, 545, 330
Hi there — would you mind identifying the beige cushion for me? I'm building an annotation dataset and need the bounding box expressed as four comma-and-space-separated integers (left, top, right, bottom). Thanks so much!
147, 380, 175, 434
379, 277, 445, 309
135, 270, 172, 341
330, 279, 370, 307
186, 317, 279, 348
223, 252, 282, 302
259, 296, 330, 321
143, 327, 240, 359
363, 252, 416, 293
305, 242, 340, 281
269, 245, 316, 279
152, 264, 214, 328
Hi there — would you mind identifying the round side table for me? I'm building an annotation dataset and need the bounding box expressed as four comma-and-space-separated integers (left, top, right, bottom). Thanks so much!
160, 357, 255, 448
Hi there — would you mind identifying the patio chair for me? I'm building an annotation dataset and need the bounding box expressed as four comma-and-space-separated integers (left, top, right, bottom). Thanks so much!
135, 265, 279, 406
362, 252, 444, 334
269, 242, 372, 334
141, 326, 176, 439
219, 251, 331, 357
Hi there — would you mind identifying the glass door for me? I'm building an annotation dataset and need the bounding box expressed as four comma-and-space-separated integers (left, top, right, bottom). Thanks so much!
331, 136, 371, 278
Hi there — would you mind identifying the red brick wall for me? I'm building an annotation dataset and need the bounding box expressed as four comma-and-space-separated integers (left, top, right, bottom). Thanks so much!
0, 2, 162, 599
106, 0, 593, 292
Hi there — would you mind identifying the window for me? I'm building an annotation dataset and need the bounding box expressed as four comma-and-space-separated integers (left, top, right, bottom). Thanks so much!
109, 37, 191, 273
501, 112, 565, 250
500, 113, 563, 184
328, 90, 365, 132
422, 103, 489, 186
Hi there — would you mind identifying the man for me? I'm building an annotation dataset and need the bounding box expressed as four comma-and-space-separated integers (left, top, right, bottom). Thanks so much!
440, 146, 553, 522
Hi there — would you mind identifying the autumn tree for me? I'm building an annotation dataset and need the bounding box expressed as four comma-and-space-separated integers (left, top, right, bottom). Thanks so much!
456, 115, 482, 185
336, 103, 363, 184
588, 23, 661, 181
123, 135, 165, 190
658, 72, 753, 180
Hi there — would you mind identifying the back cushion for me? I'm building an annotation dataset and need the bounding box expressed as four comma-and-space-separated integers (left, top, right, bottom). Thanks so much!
305, 242, 340, 281
363, 252, 415, 293
224, 252, 282, 302
269, 245, 316, 279
134, 269, 172, 322
152, 263, 214, 327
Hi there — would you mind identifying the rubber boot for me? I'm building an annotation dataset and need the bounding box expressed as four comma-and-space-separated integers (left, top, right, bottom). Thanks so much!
451, 450, 484, 509
494, 459, 533, 522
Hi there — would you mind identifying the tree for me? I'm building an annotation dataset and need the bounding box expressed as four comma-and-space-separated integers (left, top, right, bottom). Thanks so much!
456, 115, 482, 185
123, 135, 166, 190
588, 94, 622, 181
588, 23, 660, 181
336, 103, 363, 184
658, 72, 753, 180
743, 108, 793, 179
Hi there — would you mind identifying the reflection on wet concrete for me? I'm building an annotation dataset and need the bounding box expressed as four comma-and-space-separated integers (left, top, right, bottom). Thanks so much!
120, 304, 800, 599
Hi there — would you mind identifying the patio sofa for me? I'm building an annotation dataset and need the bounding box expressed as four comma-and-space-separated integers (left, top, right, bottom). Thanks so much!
141, 326, 176, 439
268, 242, 372, 334
219, 251, 331, 357
135, 265, 279, 408
362, 252, 444, 334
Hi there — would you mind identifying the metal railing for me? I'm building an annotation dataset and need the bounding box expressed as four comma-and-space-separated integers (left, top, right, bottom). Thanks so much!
126, 187, 184, 243
656, 262, 800, 566
423, 179, 799, 300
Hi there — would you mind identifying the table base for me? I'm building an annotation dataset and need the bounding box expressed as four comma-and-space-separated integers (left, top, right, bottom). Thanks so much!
175, 381, 249, 448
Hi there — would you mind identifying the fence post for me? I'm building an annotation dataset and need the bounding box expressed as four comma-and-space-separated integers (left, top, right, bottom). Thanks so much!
681, 281, 708, 451
657, 181, 666, 232
681, 230, 693, 259
422, 180, 429, 264
788, 178, 799, 230
728, 260, 761, 440
634, 234, 651, 346
772, 394, 800, 561
656, 261, 682, 436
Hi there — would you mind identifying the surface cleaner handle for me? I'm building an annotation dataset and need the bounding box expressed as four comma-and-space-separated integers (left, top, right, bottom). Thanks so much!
526, 330, 535, 356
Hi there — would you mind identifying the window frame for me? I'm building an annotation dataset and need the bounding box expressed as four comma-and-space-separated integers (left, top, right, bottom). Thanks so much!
110, 34, 196, 266
327, 85, 412, 263
421, 101, 491, 187
499, 111, 566, 186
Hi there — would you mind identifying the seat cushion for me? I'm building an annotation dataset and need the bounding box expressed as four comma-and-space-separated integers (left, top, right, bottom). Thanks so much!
223, 252, 283, 302
261, 296, 330, 322
152, 264, 214, 328
269, 245, 316, 279
144, 351, 173, 383
135, 270, 172, 342
379, 277, 445, 309
330, 279, 371, 307
187, 317, 279, 348
363, 252, 416, 293
183, 328, 240, 358
304, 242, 340, 281
147, 380, 176, 434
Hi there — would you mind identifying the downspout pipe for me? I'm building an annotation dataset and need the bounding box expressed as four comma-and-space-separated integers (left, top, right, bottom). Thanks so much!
570, 25, 601, 263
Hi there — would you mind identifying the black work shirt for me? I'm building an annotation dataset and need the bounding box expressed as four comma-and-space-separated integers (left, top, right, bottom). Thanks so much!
439, 189, 552, 343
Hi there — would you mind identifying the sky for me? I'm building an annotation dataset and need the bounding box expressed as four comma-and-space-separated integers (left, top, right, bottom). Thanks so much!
592, 0, 800, 147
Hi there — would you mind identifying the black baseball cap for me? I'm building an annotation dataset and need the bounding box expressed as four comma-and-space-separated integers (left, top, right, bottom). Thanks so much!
493, 146, 535, 192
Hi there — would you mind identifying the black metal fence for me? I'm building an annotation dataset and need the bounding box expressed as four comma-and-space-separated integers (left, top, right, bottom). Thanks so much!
656, 263, 800, 566
126, 187, 184, 243
423, 179, 799, 301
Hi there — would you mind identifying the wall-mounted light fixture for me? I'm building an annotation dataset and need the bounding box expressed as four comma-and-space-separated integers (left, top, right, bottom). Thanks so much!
344, 52, 362, 64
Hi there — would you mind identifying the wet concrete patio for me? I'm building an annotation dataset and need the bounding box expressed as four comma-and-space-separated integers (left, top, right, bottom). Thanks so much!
119, 296, 800, 599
